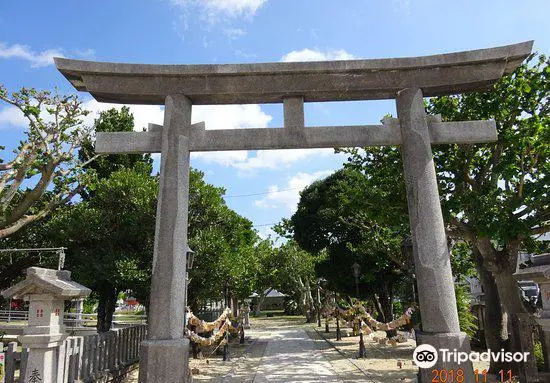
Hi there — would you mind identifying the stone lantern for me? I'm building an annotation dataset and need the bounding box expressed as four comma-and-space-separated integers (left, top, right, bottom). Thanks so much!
514, 253, 550, 372
2, 267, 90, 383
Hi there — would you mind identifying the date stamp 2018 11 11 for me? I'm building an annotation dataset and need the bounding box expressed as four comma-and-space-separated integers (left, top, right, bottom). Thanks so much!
430, 369, 514, 382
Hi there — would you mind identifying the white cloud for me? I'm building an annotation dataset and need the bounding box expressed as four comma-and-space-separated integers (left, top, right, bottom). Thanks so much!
234, 49, 257, 59
256, 226, 278, 241
192, 150, 249, 166
81, 100, 165, 132
190, 104, 272, 164
0, 98, 163, 132
392, 0, 411, 13
170, 0, 267, 19
70, 101, 274, 136
281, 48, 356, 62
0, 42, 64, 68
17, 99, 335, 173
0, 42, 95, 68
233, 148, 335, 174
74, 48, 95, 58
83, 101, 339, 173
80, 101, 281, 170
0, 106, 27, 129
254, 170, 333, 213
193, 104, 271, 130
224, 28, 247, 39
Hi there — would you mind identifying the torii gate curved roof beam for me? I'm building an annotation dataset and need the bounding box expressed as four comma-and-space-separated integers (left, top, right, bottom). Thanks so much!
55, 41, 533, 105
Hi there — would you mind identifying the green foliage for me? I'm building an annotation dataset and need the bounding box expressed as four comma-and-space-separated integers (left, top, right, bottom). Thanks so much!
275, 241, 322, 293
186, 169, 261, 307
534, 339, 545, 369
79, 106, 152, 184
82, 297, 97, 314
337, 54, 549, 325
46, 167, 158, 303
455, 283, 478, 338
427, 54, 549, 244
288, 167, 410, 301
284, 300, 300, 315
450, 242, 478, 281
393, 301, 404, 317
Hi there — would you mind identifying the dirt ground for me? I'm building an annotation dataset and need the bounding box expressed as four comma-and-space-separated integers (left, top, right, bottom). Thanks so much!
124, 316, 527, 382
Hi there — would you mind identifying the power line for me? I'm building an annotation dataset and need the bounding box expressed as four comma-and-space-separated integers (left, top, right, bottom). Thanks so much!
224, 187, 300, 198
253, 223, 279, 228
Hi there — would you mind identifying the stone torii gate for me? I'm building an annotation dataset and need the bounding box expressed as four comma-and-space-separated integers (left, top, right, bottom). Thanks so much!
55, 41, 532, 383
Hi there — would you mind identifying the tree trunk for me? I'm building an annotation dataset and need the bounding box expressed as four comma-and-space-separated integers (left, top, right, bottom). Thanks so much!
231, 296, 238, 317
379, 279, 396, 338
493, 272, 529, 315
475, 249, 510, 373
96, 281, 117, 333
297, 278, 307, 317
476, 237, 528, 315
294, 277, 315, 322
304, 278, 315, 323
373, 294, 386, 322
475, 237, 535, 375
254, 289, 271, 316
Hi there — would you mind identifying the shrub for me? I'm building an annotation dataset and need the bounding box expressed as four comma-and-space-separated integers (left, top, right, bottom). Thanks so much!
455, 283, 478, 338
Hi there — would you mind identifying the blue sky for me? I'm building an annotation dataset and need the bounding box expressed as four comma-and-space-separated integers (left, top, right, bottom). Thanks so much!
1, 0, 549, 241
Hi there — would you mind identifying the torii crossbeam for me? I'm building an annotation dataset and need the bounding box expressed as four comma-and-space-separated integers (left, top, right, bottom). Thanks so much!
56, 41, 533, 383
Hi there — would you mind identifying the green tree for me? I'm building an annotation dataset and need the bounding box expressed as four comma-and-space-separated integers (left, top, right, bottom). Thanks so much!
455, 283, 478, 339
285, 167, 411, 325
341, 54, 549, 372
426, 54, 549, 316
184, 169, 261, 312
0, 85, 96, 238
47, 167, 158, 332
251, 239, 281, 315
78, 106, 152, 185
275, 241, 324, 322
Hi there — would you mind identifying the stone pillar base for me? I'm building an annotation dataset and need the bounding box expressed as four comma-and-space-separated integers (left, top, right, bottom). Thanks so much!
139, 339, 192, 383
416, 331, 475, 383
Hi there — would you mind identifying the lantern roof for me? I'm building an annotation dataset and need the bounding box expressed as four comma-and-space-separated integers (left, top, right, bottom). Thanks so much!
2, 267, 91, 300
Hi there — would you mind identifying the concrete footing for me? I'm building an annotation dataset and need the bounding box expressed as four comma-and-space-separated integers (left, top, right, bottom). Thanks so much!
139, 339, 192, 383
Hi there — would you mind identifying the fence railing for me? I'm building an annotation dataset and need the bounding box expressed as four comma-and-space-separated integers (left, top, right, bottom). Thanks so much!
1, 341, 28, 383
0, 310, 28, 323
79, 324, 146, 382
0, 310, 147, 328
195, 308, 224, 322
2, 324, 147, 383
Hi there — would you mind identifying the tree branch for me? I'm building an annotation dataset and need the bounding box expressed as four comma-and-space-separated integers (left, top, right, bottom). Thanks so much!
531, 225, 550, 236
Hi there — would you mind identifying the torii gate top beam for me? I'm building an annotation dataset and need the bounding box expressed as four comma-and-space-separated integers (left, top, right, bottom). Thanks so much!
54, 41, 532, 105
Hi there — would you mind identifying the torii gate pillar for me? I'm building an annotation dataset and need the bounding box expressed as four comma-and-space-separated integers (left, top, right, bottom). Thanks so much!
398, 88, 474, 381
139, 95, 192, 383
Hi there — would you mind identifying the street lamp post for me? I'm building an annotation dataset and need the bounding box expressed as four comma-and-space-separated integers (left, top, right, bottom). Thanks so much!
224, 281, 230, 309
316, 280, 322, 327
334, 290, 341, 341
325, 290, 330, 333
352, 262, 366, 358
184, 246, 195, 327
352, 262, 360, 298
